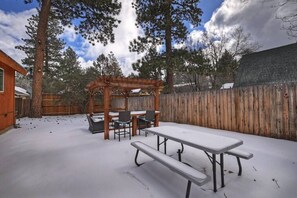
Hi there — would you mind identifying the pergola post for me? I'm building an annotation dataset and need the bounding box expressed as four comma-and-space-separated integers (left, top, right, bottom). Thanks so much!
103, 86, 110, 139
124, 90, 129, 111
88, 92, 94, 114
154, 88, 160, 127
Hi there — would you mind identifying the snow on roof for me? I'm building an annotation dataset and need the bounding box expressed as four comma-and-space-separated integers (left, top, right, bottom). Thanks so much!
15, 86, 30, 97
131, 88, 141, 93
173, 82, 195, 87
220, 83, 234, 89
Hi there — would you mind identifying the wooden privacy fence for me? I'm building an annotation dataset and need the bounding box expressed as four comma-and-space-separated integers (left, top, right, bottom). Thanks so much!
42, 94, 80, 115
42, 94, 104, 115
15, 97, 30, 118
118, 83, 297, 141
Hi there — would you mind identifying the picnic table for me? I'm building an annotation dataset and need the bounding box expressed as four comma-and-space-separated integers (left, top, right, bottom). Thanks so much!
143, 126, 243, 192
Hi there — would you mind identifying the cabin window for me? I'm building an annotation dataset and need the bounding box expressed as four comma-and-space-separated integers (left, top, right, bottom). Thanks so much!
0, 68, 3, 92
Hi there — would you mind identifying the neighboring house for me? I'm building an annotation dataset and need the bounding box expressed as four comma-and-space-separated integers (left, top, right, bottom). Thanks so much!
15, 86, 31, 119
15, 86, 30, 98
234, 43, 297, 87
220, 83, 234, 89
0, 50, 27, 133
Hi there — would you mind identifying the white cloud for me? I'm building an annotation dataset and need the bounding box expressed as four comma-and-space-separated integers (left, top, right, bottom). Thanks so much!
66, 0, 143, 76
173, 43, 186, 49
188, 30, 204, 44
77, 57, 93, 69
203, 0, 295, 50
61, 25, 78, 42
0, 9, 37, 65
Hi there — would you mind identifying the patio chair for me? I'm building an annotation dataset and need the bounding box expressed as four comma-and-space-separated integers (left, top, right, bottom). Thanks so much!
114, 111, 131, 141
87, 114, 104, 134
138, 110, 155, 136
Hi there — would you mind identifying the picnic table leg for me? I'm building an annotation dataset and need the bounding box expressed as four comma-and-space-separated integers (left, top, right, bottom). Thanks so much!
157, 136, 160, 151
134, 149, 144, 166
185, 181, 192, 198
212, 154, 217, 192
156, 136, 167, 154
164, 138, 167, 154
154, 113, 159, 127
220, 153, 225, 188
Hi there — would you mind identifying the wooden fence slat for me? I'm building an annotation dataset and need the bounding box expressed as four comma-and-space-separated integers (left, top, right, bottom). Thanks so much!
221, 91, 227, 130
230, 89, 236, 131
199, 92, 204, 126
258, 86, 264, 136
239, 88, 243, 132
295, 84, 297, 141
226, 89, 231, 131
283, 84, 289, 139
288, 84, 296, 140
263, 85, 271, 137
213, 91, 217, 129
216, 90, 221, 129
252, 86, 259, 135
270, 85, 277, 137
275, 85, 283, 138
248, 87, 254, 134
235, 88, 240, 132
207, 91, 212, 127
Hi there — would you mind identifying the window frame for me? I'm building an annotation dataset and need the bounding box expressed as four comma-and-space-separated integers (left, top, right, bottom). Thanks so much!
0, 67, 4, 93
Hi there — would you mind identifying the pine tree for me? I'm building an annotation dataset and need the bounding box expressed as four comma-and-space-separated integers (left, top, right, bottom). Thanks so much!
55, 47, 88, 113
92, 52, 123, 77
130, 0, 202, 93
15, 11, 65, 93
132, 47, 164, 80
180, 49, 210, 91
24, 0, 121, 117
216, 50, 238, 86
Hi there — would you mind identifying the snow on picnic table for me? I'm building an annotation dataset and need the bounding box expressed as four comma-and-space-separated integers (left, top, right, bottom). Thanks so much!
0, 115, 296, 198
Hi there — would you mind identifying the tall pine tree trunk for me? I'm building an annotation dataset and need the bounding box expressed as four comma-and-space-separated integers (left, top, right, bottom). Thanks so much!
165, 0, 173, 93
31, 0, 51, 117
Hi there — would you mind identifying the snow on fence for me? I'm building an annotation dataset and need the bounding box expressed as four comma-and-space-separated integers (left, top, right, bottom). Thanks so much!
113, 83, 297, 141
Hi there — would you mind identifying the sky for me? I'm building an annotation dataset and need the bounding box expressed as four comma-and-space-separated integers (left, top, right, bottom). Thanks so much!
0, 0, 296, 76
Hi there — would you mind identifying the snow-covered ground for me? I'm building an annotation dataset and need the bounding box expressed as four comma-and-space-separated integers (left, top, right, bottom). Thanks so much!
0, 115, 296, 198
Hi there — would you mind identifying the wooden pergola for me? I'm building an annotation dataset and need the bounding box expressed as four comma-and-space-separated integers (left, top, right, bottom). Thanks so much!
86, 76, 163, 139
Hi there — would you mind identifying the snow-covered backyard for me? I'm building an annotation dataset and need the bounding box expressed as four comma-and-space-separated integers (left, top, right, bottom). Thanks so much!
0, 115, 296, 198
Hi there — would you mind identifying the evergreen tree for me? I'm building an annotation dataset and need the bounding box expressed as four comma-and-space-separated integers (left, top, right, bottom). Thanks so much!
92, 52, 123, 77
216, 50, 238, 86
55, 47, 88, 113
132, 47, 164, 80
181, 49, 210, 91
15, 11, 65, 93
24, 0, 121, 117
130, 0, 202, 93
56, 47, 82, 91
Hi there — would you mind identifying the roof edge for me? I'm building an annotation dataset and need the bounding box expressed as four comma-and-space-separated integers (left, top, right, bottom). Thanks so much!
0, 50, 27, 75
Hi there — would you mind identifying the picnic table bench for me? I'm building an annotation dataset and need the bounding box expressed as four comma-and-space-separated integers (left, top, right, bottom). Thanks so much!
131, 141, 210, 198
225, 148, 253, 176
